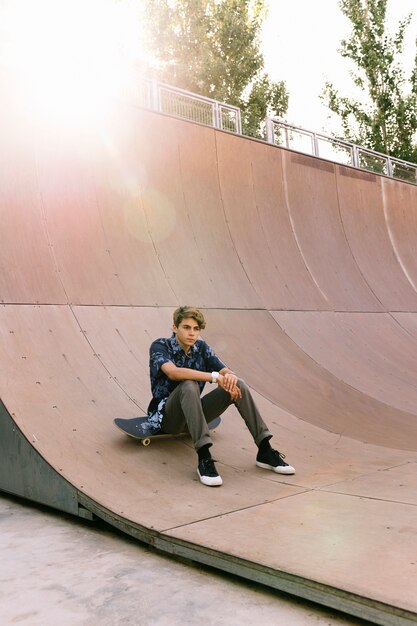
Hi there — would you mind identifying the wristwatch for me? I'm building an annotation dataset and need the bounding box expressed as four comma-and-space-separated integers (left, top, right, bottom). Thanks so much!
211, 371, 220, 384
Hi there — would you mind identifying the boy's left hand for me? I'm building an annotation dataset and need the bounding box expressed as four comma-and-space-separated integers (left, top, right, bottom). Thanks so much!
220, 372, 242, 400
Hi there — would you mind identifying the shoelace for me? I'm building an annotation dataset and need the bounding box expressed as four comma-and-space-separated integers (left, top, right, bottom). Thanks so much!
199, 458, 219, 475
270, 449, 286, 462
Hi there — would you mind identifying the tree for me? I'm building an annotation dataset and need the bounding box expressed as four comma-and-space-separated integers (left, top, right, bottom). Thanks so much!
142, 0, 288, 138
322, 0, 417, 163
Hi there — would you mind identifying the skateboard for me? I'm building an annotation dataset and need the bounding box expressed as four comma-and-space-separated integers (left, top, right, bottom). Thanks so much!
114, 415, 221, 446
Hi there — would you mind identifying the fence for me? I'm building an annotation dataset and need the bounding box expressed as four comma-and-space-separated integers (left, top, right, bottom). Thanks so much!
131, 77, 242, 134
127, 77, 417, 185
265, 118, 417, 185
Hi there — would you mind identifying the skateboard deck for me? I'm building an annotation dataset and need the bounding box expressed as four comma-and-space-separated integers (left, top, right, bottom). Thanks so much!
114, 415, 221, 446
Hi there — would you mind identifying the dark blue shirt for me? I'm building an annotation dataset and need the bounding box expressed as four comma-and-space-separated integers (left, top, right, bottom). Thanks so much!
147, 334, 226, 427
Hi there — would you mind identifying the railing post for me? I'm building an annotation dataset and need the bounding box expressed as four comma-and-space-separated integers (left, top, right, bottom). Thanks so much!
236, 109, 242, 135
218, 105, 223, 130
387, 157, 393, 178
212, 102, 220, 128
265, 118, 274, 144
352, 145, 360, 168
312, 133, 319, 157
151, 80, 160, 112
284, 126, 290, 149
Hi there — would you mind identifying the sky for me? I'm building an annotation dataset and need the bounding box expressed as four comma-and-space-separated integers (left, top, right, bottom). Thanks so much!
1, 0, 415, 142
261, 0, 417, 137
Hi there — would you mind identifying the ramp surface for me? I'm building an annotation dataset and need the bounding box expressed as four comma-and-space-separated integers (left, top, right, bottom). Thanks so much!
1, 101, 417, 626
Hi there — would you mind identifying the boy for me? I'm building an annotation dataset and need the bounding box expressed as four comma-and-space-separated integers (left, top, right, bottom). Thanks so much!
147, 306, 295, 486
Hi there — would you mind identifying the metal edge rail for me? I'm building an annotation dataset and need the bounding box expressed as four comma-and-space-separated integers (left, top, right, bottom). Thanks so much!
265, 117, 417, 184
127, 76, 417, 184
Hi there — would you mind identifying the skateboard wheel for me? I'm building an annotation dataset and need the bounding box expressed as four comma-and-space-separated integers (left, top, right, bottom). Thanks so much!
142, 438, 151, 446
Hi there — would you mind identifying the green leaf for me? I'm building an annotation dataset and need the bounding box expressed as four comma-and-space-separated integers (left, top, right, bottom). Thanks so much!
321, 0, 417, 162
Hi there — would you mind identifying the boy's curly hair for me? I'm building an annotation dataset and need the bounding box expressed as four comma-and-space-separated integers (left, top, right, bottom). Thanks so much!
173, 306, 206, 330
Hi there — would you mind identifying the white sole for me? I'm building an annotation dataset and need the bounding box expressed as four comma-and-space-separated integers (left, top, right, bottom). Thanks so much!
256, 461, 295, 475
197, 469, 223, 486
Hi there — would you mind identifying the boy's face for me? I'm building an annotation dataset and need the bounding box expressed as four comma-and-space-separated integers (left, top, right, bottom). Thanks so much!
173, 317, 200, 352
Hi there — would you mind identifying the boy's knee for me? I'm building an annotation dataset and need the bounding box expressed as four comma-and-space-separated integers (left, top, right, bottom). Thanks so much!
237, 379, 251, 399
180, 380, 200, 395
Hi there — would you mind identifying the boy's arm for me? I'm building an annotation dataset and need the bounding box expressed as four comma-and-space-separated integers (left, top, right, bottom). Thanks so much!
161, 361, 212, 383
161, 362, 242, 400
220, 366, 236, 377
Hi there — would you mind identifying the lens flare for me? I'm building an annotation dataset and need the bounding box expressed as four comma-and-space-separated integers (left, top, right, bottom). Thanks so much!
1, 0, 146, 132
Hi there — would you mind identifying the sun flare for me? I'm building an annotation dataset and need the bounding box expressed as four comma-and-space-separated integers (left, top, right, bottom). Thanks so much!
1, 0, 147, 131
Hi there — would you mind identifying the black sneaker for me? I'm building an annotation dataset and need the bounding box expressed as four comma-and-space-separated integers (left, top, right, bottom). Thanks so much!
197, 458, 223, 486
256, 448, 295, 475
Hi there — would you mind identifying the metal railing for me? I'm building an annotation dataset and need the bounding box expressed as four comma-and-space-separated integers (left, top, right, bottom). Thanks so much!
265, 118, 417, 184
126, 77, 416, 185
130, 77, 242, 134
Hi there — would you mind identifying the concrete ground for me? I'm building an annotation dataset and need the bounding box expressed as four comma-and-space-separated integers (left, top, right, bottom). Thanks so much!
0, 495, 373, 626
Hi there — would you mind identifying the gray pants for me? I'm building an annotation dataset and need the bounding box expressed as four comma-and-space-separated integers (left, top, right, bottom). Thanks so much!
161, 379, 271, 450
